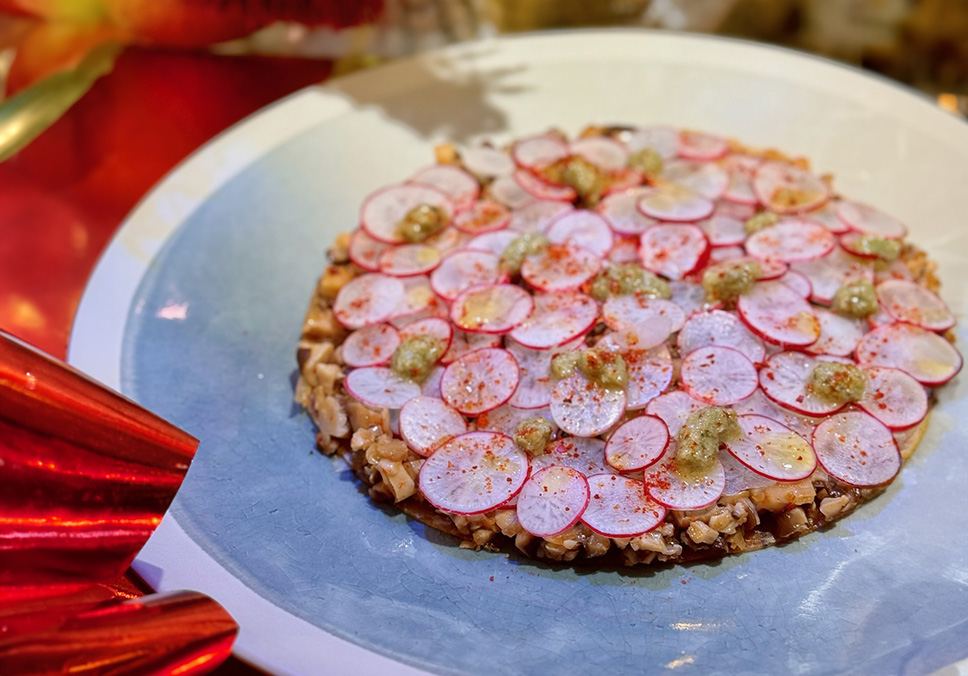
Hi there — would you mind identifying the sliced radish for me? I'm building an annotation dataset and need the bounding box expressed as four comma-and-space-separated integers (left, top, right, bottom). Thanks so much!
662, 159, 728, 199
745, 219, 836, 262
699, 214, 745, 247
514, 169, 576, 202
334, 273, 406, 329
776, 270, 812, 299
678, 309, 766, 365
639, 223, 709, 280
399, 396, 468, 457
399, 317, 453, 352
341, 323, 401, 368
393, 278, 446, 322
874, 259, 914, 284
645, 390, 705, 436
807, 201, 850, 234
512, 134, 569, 169
441, 330, 501, 365
721, 451, 775, 494
597, 188, 657, 235
515, 466, 590, 537
465, 230, 518, 257
379, 244, 441, 277
715, 199, 757, 221
669, 280, 709, 317
855, 322, 962, 386
418, 431, 529, 514
489, 175, 536, 210
582, 474, 666, 538
624, 126, 679, 158
450, 284, 533, 334
546, 210, 614, 257
604, 168, 645, 195
752, 161, 829, 214
721, 154, 761, 205
679, 130, 728, 160
429, 250, 501, 301
508, 199, 573, 233
838, 231, 882, 259
745, 256, 788, 280
737, 281, 819, 347
605, 415, 669, 472
790, 247, 873, 305
361, 184, 453, 244
725, 414, 816, 482
603, 296, 686, 334
510, 291, 598, 349
609, 235, 640, 263
531, 436, 611, 477
440, 348, 520, 415
349, 229, 391, 271
758, 351, 845, 417
550, 373, 627, 437
410, 165, 479, 208
811, 411, 900, 487
475, 404, 555, 438
804, 308, 865, 357
680, 345, 758, 406
624, 345, 674, 410
521, 244, 601, 292
836, 200, 907, 239
505, 339, 553, 409
452, 200, 510, 235
709, 246, 745, 264
867, 307, 896, 330
876, 279, 955, 332
857, 366, 928, 430
344, 367, 421, 409
421, 365, 445, 397
424, 227, 466, 255
462, 145, 514, 179
637, 186, 713, 223
644, 448, 726, 510
570, 136, 629, 171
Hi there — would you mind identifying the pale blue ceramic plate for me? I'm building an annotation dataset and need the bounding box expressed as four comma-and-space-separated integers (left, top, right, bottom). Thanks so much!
71, 31, 968, 675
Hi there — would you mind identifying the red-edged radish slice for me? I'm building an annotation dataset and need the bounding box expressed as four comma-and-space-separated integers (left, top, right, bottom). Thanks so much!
624, 346, 674, 410
489, 175, 536, 209
838, 231, 883, 259
745, 219, 836, 262
876, 279, 955, 332
758, 351, 845, 417
604, 167, 645, 194
441, 330, 501, 365
699, 214, 745, 247
733, 388, 817, 440
721, 154, 762, 205
602, 296, 687, 334
637, 186, 713, 223
546, 210, 614, 257
512, 134, 569, 169
515, 466, 590, 537
582, 474, 666, 537
857, 366, 928, 430
680, 345, 758, 406
379, 244, 441, 277
644, 448, 726, 510
662, 159, 728, 199
521, 244, 601, 292
462, 145, 514, 179
465, 230, 518, 257
349, 229, 390, 271
639, 223, 710, 279
597, 188, 657, 235
345, 367, 421, 409
807, 201, 850, 234
514, 169, 576, 202
645, 390, 705, 436
421, 364, 444, 397
790, 247, 874, 305
550, 373, 627, 437
855, 322, 962, 385
341, 323, 401, 368
418, 431, 529, 514
721, 451, 775, 494
510, 291, 598, 349
424, 226, 466, 255
874, 259, 914, 284
441, 347, 520, 415
531, 436, 610, 477
709, 246, 744, 264
811, 411, 901, 487
399, 395, 468, 457
737, 281, 820, 347
410, 164, 479, 208
361, 184, 453, 244
509, 199, 573, 233
776, 270, 812, 299
752, 161, 829, 214
609, 235, 640, 263
724, 414, 816, 482
605, 415, 669, 472
678, 130, 728, 160
450, 284, 533, 334
506, 339, 553, 409
804, 308, 865, 357
392, 278, 445, 323
867, 307, 895, 331
715, 199, 757, 221
334, 273, 406, 329
453, 200, 510, 235
836, 200, 907, 239
743, 256, 787, 280
624, 126, 679, 158
678, 309, 766, 365
429, 250, 501, 301
476, 404, 556, 437
570, 136, 629, 170
669, 280, 709, 317
399, 316, 453, 352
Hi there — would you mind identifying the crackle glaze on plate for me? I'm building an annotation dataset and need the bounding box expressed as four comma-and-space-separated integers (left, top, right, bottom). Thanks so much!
70, 31, 968, 675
